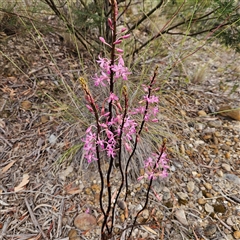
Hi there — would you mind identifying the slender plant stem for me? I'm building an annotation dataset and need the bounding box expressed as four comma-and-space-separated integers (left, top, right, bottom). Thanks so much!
117, 0, 132, 21
128, 142, 166, 238
43, 0, 95, 53
90, 100, 108, 233
101, 0, 118, 236
126, 0, 164, 35
130, 5, 222, 56
78, 77, 109, 235
124, 67, 159, 202
110, 87, 128, 233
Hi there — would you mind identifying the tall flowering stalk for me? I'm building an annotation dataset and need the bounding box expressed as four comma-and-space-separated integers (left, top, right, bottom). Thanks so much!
79, 0, 169, 239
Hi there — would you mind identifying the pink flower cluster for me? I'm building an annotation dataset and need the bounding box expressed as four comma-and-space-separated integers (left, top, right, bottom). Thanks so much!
138, 151, 169, 181
81, 17, 169, 180
82, 87, 161, 163
92, 29, 131, 87
131, 100, 159, 122
93, 56, 131, 86
82, 105, 138, 161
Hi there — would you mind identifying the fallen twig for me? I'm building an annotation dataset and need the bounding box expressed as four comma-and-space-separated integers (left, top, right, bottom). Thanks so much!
0, 134, 13, 148
216, 223, 229, 240
0, 217, 10, 239
24, 197, 47, 239
56, 198, 65, 237
218, 188, 240, 205
214, 214, 231, 231
192, 228, 200, 240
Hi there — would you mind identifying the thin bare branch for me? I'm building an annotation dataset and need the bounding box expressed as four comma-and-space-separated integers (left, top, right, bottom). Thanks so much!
24, 197, 47, 239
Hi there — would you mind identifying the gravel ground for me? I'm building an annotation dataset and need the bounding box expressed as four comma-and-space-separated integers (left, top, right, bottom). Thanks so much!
0, 31, 240, 240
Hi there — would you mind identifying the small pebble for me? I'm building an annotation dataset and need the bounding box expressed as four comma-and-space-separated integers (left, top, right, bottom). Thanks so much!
163, 187, 171, 200
177, 192, 188, 200
192, 171, 198, 177
203, 134, 212, 140
49, 134, 57, 144
224, 174, 240, 184
226, 217, 235, 226
117, 200, 127, 210
216, 170, 224, 177
226, 141, 232, 146
120, 213, 125, 223
21, 100, 32, 110
208, 120, 222, 128
194, 140, 205, 146
205, 203, 214, 213
214, 131, 221, 137
74, 213, 97, 231
198, 198, 207, 205
233, 137, 239, 143
40, 115, 50, 123
213, 204, 226, 213
225, 152, 231, 159
198, 110, 207, 117
204, 182, 212, 190
187, 181, 195, 193
234, 230, 240, 239
213, 134, 218, 144
204, 224, 217, 237
222, 163, 231, 171
205, 192, 213, 198
221, 144, 231, 151
175, 209, 189, 226
68, 229, 80, 240
195, 123, 205, 130
170, 165, 176, 172
142, 209, 149, 219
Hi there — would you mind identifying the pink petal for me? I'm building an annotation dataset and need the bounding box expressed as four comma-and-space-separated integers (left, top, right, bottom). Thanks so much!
99, 37, 106, 43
